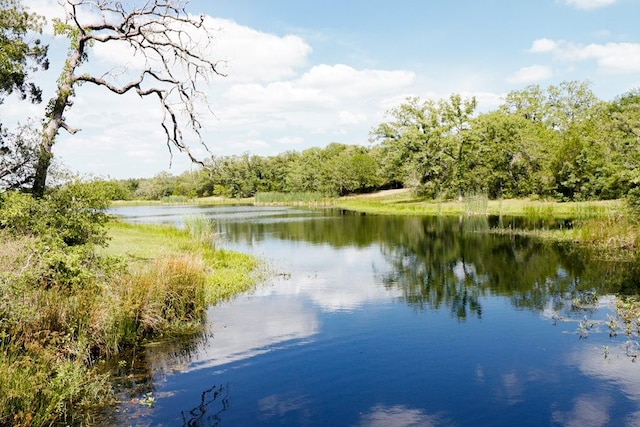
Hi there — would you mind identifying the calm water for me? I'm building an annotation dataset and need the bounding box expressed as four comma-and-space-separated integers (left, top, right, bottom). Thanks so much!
108, 205, 640, 427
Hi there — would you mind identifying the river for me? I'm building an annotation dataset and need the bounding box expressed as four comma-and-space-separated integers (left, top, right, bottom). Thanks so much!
107, 205, 640, 426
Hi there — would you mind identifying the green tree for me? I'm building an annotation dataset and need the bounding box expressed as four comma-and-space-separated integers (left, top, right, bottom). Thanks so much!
604, 89, 640, 209
0, 1, 48, 189
0, 0, 48, 104
467, 111, 549, 198
370, 94, 477, 198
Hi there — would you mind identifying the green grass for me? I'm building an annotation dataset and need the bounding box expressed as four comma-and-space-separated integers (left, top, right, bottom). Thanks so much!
337, 194, 625, 218
1, 222, 259, 424
101, 220, 259, 305
336, 193, 638, 253
111, 196, 255, 207
254, 191, 333, 205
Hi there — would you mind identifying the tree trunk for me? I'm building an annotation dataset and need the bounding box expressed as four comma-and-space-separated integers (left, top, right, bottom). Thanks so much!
30, 37, 84, 197
31, 122, 58, 198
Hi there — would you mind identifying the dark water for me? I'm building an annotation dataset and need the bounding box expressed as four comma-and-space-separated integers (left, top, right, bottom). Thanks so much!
108, 205, 640, 427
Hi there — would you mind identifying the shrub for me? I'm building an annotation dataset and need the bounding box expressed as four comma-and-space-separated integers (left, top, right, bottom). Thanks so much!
628, 186, 640, 218
0, 180, 111, 246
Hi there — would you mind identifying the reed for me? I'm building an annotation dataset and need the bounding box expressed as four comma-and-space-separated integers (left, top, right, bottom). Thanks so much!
184, 214, 218, 246
255, 191, 331, 205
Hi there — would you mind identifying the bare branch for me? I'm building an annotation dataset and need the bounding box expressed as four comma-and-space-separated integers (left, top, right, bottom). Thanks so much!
33, 0, 224, 195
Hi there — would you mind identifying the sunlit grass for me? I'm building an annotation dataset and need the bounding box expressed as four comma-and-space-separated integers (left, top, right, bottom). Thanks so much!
101, 220, 259, 305
255, 191, 334, 205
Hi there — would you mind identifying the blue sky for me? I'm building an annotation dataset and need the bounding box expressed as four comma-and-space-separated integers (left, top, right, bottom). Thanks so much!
3, 0, 640, 179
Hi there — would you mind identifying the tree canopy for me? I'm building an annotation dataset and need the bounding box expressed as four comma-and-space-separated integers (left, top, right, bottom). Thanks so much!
107, 81, 640, 206
0, 0, 48, 104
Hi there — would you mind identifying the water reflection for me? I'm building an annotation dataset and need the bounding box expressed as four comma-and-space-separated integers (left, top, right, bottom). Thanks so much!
106, 206, 640, 426
181, 383, 229, 427
355, 404, 446, 427
185, 297, 319, 372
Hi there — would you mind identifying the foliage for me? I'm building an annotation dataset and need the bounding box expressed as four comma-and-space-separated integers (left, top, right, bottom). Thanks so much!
0, 182, 258, 423
0, 180, 110, 246
0, 0, 48, 104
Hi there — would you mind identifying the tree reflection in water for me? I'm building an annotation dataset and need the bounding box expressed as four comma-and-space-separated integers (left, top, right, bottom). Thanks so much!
221, 210, 640, 320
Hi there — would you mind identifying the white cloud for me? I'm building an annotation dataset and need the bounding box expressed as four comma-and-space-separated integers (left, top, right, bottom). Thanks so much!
530, 38, 559, 53
338, 110, 368, 125
508, 65, 554, 84
562, 0, 617, 10
530, 39, 640, 74
299, 64, 416, 98
205, 17, 312, 83
276, 136, 305, 145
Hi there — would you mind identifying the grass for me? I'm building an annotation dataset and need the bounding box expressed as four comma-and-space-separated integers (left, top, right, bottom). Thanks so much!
337, 193, 625, 218
254, 191, 333, 205
100, 220, 259, 305
0, 221, 259, 425
335, 191, 638, 254
111, 196, 254, 207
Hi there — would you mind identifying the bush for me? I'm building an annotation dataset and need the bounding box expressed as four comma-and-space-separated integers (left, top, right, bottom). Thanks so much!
0, 180, 111, 246
628, 186, 640, 217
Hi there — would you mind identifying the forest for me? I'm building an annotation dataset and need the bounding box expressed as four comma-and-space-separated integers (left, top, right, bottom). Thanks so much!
100, 81, 640, 210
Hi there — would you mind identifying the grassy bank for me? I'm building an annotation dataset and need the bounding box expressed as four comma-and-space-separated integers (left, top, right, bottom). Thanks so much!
0, 221, 258, 425
336, 192, 639, 254
111, 195, 255, 207
101, 220, 259, 304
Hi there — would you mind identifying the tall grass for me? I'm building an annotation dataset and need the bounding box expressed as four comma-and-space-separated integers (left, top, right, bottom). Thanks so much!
0, 221, 258, 424
463, 193, 488, 216
160, 195, 192, 204
184, 215, 218, 246
255, 191, 331, 205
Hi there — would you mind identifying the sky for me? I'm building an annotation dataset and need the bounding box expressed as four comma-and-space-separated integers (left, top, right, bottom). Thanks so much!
3, 0, 640, 179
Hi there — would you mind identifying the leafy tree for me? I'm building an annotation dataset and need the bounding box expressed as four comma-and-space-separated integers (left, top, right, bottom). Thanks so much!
605, 89, 640, 209
467, 111, 549, 198
0, 1, 48, 189
32, 0, 223, 197
370, 96, 443, 193
370, 94, 477, 198
134, 171, 176, 200
501, 81, 602, 200
0, 0, 48, 104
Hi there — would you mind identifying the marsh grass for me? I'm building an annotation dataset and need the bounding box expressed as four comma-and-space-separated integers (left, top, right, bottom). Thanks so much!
184, 214, 218, 246
0, 221, 258, 424
464, 193, 489, 216
160, 195, 191, 204
255, 191, 331, 205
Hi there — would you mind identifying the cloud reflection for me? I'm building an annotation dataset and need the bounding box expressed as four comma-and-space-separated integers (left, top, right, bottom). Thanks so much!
259, 393, 311, 420
570, 341, 640, 423
552, 394, 612, 427
355, 404, 446, 427
253, 244, 402, 312
182, 297, 319, 372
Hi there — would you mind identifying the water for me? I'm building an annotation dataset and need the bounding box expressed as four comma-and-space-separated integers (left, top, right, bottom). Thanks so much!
108, 205, 640, 426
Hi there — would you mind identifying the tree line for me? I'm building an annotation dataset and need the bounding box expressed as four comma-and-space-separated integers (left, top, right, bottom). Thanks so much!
102, 81, 640, 204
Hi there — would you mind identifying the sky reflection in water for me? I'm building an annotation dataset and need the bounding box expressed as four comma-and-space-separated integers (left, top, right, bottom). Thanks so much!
109, 206, 640, 427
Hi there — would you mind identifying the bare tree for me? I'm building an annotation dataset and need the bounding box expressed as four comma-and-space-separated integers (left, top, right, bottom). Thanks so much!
32, 0, 223, 197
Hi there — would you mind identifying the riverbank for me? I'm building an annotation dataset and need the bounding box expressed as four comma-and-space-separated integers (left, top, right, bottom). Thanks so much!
335, 191, 639, 255
111, 190, 639, 253
0, 220, 258, 425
